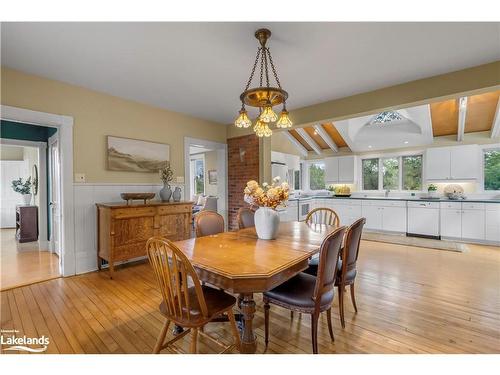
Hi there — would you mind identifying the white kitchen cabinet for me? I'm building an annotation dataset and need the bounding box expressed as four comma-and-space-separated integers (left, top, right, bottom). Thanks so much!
440, 208, 462, 238
425, 145, 479, 181
361, 203, 383, 231
324, 156, 356, 184
382, 206, 407, 232
440, 202, 486, 241
461, 208, 485, 240
485, 203, 500, 242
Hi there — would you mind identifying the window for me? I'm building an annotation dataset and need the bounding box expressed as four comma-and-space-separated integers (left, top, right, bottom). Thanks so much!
190, 156, 205, 195
294, 169, 301, 190
362, 158, 379, 190
402, 155, 422, 190
484, 149, 500, 190
382, 158, 399, 190
309, 162, 325, 190
361, 154, 422, 191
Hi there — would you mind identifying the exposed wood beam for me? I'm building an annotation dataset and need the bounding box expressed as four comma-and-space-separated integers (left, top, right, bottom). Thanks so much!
491, 96, 500, 139
313, 124, 338, 152
296, 128, 322, 155
457, 97, 467, 141
283, 131, 308, 157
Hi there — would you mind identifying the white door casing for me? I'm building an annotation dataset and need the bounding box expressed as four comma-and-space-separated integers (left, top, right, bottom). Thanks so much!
48, 133, 62, 256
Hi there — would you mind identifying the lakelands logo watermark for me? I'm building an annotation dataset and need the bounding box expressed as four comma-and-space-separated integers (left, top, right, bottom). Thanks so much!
1, 329, 49, 353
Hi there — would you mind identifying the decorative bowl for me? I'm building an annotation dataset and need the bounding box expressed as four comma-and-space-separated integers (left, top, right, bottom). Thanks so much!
120, 192, 156, 204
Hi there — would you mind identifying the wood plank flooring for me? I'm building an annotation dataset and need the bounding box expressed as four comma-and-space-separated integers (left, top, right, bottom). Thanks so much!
1, 229, 60, 291
1, 240, 499, 354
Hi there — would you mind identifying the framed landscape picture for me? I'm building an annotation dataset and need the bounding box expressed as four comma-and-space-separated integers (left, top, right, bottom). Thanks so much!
208, 170, 217, 184
107, 136, 170, 172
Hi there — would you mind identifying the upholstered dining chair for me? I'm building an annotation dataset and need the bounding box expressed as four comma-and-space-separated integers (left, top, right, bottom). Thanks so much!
263, 225, 347, 354
335, 217, 366, 328
195, 210, 224, 237
304, 207, 341, 276
237, 207, 255, 229
146, 237, 241, 354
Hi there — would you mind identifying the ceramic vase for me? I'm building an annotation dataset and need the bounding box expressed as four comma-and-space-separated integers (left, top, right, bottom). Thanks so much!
172, 187, 181, 202
254, 206, 280, 240
22, 194, 32, 205
159, 183, 172, 202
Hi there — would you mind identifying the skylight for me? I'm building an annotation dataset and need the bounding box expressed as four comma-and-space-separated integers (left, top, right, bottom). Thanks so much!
369, 111, 403, 125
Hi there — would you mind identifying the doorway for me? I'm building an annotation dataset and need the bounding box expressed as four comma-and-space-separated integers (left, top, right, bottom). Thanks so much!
184, 137, 228, 226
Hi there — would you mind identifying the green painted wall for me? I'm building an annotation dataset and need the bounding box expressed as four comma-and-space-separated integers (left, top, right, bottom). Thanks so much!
1, 120, 57, 239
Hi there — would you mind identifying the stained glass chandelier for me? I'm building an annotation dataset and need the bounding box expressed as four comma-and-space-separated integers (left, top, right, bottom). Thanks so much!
234, 28, 292, 137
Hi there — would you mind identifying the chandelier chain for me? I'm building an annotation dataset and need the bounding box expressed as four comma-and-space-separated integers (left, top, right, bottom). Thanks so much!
267, 48, 282, 89
244, 47, 262, 93
263, 47, 270, 88
259, 48, 264, 87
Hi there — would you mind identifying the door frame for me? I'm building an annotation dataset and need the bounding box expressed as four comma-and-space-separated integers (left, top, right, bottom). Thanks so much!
184, 137, 228, 225
1, 105, 75, 277
0, 138, 48, 245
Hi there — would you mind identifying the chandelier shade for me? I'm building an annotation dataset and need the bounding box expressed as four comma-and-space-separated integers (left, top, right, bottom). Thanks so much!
234, 28, 292, 137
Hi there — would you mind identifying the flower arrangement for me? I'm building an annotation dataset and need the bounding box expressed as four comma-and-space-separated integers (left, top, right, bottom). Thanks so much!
244, 176, 289, 210
159, 165, 173, 186
11, 177, 31, 195
427, 184, 438, 192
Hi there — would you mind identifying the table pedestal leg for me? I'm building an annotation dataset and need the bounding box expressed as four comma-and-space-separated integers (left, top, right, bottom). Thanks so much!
239, 293, 257, 354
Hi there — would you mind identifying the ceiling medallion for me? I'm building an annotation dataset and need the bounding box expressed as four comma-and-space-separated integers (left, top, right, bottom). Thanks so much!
234, 28, 293, 137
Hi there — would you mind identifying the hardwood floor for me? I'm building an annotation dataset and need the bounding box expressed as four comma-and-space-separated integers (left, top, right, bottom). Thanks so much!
1, 240, 499, 354
1, 229, 60, 291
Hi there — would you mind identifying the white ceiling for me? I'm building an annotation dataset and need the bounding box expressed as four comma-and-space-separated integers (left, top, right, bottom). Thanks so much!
2, 22, 499, 124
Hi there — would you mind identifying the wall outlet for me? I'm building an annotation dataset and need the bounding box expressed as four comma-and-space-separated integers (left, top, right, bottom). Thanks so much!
75, 173, 86, 183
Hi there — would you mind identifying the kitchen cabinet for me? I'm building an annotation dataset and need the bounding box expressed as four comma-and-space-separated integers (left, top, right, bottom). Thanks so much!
462, 206, 485, 240
425, 145, 479, 181
324, 156, 356, 184
362, 200, 406, 233
485, 203, 500, 242
440, 203, 462, 238
407, 201, 440, 237
382, 205, 407, 232
361, 202, 383, 231
440, 202, 486, 241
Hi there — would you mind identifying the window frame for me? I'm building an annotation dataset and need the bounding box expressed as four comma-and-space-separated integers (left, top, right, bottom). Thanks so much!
307, 160, 326, 191
189, 153, 206, 196
481, 145, 500, 193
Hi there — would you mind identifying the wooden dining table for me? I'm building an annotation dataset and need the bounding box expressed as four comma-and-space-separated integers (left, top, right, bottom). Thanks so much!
172, 221, 335, 353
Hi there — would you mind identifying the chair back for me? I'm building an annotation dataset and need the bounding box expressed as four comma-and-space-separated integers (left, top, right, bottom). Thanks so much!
237, 207, 255, 229
306, 207, 340, 227
339, 217, 365, 281
146, 237, 208, 321
195, 210, 225, 237
313, 226, 347, 306
202, 196, 218, 212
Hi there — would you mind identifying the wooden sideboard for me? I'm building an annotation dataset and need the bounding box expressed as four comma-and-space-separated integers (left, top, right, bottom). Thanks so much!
16, 205, 39, 243
96, 201, 193, 278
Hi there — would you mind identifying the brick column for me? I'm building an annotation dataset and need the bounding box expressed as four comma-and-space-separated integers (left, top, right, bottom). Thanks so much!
227, 134, 260, 230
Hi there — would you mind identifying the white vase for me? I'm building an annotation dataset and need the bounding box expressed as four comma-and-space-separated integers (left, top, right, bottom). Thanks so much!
22, 194, 32, 205
254, 207, 280, 240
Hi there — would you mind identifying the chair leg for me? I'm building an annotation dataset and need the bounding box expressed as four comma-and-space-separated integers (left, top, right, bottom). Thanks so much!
264, 301, 270, 346
290, 311, 294, 320
153, 319, 171, 353
311, 313, 319, 354
326, 308, 335, 342
350, 283, 358, 312
338, 285, 345, 329
227, 308, 241, 351
190, 328, 198, 354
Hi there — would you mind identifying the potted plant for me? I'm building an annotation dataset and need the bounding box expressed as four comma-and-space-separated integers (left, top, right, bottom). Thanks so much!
244, 177, 289, 240
12, 177, 32, 205
427, 183, 438, 198
159, 165, 173, 202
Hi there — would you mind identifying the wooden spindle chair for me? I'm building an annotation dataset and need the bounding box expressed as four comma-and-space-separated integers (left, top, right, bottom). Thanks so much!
146, 237, 241, 354
305, 207, 340, 227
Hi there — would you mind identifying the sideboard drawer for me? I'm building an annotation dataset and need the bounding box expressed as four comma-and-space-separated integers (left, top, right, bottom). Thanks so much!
158, 204, 192, 215
113, 207, 156, 218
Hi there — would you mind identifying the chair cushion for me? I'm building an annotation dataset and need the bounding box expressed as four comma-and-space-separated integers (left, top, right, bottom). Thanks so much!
263, 272, 334, 310
159, 285, 236, 324
334, 259, 357, 284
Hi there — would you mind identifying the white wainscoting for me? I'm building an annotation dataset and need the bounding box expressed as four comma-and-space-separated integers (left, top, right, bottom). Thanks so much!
73, 182, 185, 274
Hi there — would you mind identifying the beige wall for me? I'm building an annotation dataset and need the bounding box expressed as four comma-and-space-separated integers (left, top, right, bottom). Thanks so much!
22, 146, 40, 206
0, 145, 24, 160
203, 150, 218, 196
270, 131, 303, 157
1, 68, 227, 183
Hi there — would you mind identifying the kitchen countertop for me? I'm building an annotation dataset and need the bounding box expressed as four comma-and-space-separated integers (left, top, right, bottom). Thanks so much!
288, 195, 500, 203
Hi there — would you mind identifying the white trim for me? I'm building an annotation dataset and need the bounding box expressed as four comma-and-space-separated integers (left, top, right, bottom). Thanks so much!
491, 97, 500, 139
1, 105, 75, 277
296, 128, 322, 155
457, 97, 467, 142
0, 138, 47, 149
313, 124, 338, 152
478, 143, 500, 194
283, 131, 308, 157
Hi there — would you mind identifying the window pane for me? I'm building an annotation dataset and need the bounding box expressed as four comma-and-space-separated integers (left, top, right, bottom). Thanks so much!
362, 158, 379, 190
195, 159, 204, 194
484, 150, 500, 190
294, 169, 300, 190
382, 158, 399, 190
402, 155, 422, 190
309, 163, 325, 190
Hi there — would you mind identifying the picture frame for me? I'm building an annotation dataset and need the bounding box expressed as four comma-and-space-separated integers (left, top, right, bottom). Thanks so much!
208, 170, 217, 184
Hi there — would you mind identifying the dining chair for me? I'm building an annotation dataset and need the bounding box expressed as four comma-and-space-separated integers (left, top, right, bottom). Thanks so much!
195, 210, 224, 237
335, 217, 366, 328
304, 207, 341, 276
237, 207, 255, 229
263, 225, 347, 354
146, 237, 241, 354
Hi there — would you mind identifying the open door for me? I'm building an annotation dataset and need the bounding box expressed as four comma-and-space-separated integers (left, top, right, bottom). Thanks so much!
48, 132, 61, 257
